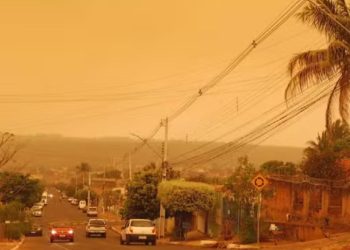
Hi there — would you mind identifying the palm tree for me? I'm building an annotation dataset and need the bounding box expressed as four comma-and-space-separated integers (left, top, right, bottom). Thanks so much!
285, 0, 350, 129
76, 162, 91, 187
304, 119, 350, 156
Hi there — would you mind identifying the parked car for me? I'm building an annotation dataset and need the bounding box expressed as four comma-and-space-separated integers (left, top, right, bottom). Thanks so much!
71, 198, 78, 205
85, 219, 107, 238
87, 207, 98, 217
50, 224, 74, 243
78, 200, 86, 210
24, 223, 43, 237
120, 219, 156, 245
31, 208, 42, 217
34, 202, 44, 210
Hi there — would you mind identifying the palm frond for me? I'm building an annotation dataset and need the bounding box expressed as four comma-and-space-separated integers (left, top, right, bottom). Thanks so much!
328, 40, 349, 61
288, 49, 329, 76
298, 0, 350, 40
285, 61, 338, 100
335, 0, 350, 17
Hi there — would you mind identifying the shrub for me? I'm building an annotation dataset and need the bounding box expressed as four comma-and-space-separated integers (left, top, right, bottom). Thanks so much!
4, 222, 29, 240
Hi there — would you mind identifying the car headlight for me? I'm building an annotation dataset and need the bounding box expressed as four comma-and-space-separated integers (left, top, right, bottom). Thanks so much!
51, 229, 57, 235
68, 229, 74, 234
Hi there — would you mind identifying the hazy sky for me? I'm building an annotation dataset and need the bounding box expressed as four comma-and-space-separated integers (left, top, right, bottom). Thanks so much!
0, 0, 330, 147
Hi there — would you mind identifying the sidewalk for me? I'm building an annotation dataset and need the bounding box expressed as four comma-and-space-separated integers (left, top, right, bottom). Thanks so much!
0, 238, 25, 250
99, 211, 350, 249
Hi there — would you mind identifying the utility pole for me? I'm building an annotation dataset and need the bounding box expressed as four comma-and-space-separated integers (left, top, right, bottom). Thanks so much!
159, 117, 168, 239
75, 171, 78, 196
257, 191, 262, 245
102, 164, 106, 214
128, 153, 132, 181
87, 171, 91, 208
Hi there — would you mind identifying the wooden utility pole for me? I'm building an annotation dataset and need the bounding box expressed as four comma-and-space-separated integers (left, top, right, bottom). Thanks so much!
87, 171, 91, 207
159, 117, 168, 239
128, 153, 132, 181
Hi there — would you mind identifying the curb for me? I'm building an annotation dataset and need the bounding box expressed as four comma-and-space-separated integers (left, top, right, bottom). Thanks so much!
10, 237, 25, 250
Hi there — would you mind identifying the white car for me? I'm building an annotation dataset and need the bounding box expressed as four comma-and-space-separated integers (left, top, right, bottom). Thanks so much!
85, 219, 107, 238
120, 219, 156, 245
87, 207, 98, 217
31, 208, 42, 217
79, 200, 86, 210
34, 202, 44, 210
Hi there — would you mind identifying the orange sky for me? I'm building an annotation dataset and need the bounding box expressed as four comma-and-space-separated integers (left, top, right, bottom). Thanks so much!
0, 0, 329, 147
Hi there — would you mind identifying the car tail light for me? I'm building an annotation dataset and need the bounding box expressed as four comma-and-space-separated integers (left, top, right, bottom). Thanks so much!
68, 229, 74, 234
51, 229, 57, 235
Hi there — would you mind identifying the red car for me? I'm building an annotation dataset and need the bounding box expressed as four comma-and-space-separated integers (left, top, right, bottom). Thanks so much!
50, 225, 74, 243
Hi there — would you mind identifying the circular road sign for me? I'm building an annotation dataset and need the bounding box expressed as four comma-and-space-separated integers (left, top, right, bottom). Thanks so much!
251, 174, 268, 191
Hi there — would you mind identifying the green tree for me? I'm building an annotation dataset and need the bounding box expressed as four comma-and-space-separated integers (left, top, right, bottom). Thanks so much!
224, 156, 258, 243
121, 163, 161, 220
158, 180, 215, 240
302, 120, 350, 179
0, 172, 43, 207
285, 0, 350, 129
158, 180, 215, 214
260, 160, 297, 176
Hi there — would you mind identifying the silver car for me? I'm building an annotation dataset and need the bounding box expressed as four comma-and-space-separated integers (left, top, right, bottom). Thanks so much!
86, 207, 98, 217
85, 219, 106, 238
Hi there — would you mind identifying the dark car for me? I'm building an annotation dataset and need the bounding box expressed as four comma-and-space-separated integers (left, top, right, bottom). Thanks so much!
24, 224, 43, 237
50, 224, 74, 243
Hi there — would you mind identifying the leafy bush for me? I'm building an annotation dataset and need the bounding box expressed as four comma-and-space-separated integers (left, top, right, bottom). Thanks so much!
4, 222, 30, 240
0, 202, 26, 222
158, 180, 215, 214
238, 215, 256, 244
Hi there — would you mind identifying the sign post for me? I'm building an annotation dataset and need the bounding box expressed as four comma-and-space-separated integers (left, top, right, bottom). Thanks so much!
251, 174, 268, 246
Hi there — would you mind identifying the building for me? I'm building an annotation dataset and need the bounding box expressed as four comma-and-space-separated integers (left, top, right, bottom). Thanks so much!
262, 174, 350, 241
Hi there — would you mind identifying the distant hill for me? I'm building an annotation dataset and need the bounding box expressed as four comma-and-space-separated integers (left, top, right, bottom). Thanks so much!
4, 134, 303, 180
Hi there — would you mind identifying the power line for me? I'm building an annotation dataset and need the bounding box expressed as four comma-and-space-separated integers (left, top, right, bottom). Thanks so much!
115, 0, 307, 166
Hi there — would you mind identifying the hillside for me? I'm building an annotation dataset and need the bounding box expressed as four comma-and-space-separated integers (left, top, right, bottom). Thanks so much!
4, 135, 303, 179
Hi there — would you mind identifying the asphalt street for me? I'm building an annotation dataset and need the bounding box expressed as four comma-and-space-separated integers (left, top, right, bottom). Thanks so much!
18, 190, 211, 250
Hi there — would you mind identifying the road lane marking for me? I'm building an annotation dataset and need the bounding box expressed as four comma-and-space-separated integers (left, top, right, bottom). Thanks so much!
10, 237, 25, 250
51, 243, 73, 250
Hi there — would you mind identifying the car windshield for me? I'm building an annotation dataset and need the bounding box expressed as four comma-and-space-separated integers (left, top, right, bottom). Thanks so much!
90, 220, 105, 226
130, 220, 153, 227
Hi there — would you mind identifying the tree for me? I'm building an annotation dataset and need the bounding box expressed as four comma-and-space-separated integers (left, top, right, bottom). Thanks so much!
260, 160, 297, 176
224, 156, 258, 243
158, 180, 215, 214
302, 120, 350, 179
0, 172, 43, 207
0, 132, 20, 169
285, 0, 350, 129
158, 180, 215, 240
121, 163, 161, 220
76, 162, 92, 186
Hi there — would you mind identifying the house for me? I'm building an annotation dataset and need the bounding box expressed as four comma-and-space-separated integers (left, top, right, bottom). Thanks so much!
261, 174, 350, 241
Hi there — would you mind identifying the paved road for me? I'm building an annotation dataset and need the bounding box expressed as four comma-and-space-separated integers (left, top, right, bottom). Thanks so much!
19, 190, 210, 250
